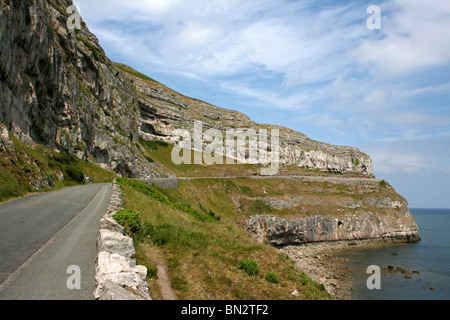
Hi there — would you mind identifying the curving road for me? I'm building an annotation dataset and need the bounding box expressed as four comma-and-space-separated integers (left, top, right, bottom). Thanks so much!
0, 183, 112, 300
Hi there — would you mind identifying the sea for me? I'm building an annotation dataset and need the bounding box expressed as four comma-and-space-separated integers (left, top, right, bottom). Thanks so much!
336, 208, 450, 300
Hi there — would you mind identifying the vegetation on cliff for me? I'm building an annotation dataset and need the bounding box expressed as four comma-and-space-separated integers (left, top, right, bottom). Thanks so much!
0, 123, 115, 202
117, 178, 331, 300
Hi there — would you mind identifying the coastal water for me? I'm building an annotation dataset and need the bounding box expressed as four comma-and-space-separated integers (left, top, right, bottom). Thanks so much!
337, 208, 450, 300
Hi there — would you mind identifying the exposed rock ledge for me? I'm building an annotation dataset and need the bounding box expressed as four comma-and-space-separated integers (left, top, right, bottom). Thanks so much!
94, 180, 151, 300
245, 212, 420, 246
245, 213, 420, 299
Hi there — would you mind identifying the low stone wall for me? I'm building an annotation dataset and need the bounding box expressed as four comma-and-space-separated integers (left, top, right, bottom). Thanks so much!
141, 178, 179, 189
94, 180, 152, 300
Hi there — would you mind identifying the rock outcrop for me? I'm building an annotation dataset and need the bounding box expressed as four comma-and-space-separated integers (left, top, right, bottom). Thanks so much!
0, 122, 14, 153
243, 176, 420, 246
245, 212, 420, 246
126, 65, 373, 176
0, 0, 167, 180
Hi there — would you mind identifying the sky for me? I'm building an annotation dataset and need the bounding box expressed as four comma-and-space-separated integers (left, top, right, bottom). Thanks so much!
73, 0, 450, 209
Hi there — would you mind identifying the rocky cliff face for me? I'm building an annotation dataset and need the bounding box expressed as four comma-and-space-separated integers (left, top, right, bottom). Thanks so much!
245, 212, 420, 246
0, 0, 167, 179
0, 0, 372, 180
244, 178, 420, 246
123, 63, 373, 176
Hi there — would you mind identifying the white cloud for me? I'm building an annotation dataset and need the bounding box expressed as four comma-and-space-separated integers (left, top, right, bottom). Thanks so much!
75, 0, 365, 81
362, 144, 429, 174
74, 0, 450, 148
354, 0, 450, 76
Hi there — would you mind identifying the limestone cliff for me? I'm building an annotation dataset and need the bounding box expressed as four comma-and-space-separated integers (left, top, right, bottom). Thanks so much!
244, 178, 420, 246
120, 62, 373, 176
1, 0, 372, 181
0, 0, 167, 179
0, 0, 420, 275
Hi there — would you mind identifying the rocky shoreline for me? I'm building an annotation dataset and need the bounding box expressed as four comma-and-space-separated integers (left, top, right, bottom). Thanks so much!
278, 238, 420, 300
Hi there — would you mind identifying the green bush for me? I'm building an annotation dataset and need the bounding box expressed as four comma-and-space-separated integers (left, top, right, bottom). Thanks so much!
147, 265, 158, 279
65, 166, 84, 183
113, 208, 142, 233
238, 259, 260, 276
265, 272, 280, 284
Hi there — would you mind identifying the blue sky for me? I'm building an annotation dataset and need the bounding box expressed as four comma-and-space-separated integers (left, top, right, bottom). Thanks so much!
73, 0, 450, 209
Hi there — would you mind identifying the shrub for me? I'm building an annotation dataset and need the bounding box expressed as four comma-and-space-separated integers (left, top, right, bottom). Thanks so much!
265, 272, 280, 284
147, 265, 158, 279
65, 166, 84, 183
113, 208, 142, 233
238, 259, 260, 276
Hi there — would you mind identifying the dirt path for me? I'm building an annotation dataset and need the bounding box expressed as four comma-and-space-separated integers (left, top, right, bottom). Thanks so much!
143, 245, 178, 300
154, 259, 178, 300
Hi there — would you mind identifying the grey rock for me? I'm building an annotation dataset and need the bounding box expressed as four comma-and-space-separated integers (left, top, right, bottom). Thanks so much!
245, 212, 420, 246
94, 180, 151, 300
0, 123, 14, 153
0, 0, 169, 180
99, 217, 124, 234
97, 229, 136, 261
0, 0, 373, 179
94, 281, 151, 301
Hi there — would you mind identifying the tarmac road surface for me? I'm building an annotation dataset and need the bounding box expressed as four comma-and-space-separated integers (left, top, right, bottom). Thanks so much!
0, 183, 112, 300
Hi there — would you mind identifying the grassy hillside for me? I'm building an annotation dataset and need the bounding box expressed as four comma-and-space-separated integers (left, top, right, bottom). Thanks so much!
114, 138, 405, 300
0, 125, 115, 203
117, 177, 331, 300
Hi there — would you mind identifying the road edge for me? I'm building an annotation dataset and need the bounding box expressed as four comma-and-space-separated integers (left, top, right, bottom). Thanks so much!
93, 179, 152, 300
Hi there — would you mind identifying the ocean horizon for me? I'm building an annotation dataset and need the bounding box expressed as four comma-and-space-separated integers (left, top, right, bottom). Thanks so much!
337, 208, 450, 300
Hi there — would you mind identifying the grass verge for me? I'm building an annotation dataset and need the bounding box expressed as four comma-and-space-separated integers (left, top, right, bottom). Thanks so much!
0, 129, 115, 203
117, 178, 331, 300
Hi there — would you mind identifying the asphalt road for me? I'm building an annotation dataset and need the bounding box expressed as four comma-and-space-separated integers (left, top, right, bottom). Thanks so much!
0, 183, 112, 300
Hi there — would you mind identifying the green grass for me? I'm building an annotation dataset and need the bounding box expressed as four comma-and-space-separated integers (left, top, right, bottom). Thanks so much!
77, 36, 100, 61
0, 128, 115, 203
117, 178, 220, 223
117, 176, 406, 299
117, 178, 332, 300
115, 64, 155, 82
138, 139, 264, 178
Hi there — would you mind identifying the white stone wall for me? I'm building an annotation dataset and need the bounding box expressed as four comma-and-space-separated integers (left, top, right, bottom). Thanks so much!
94, 180, 152, 300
